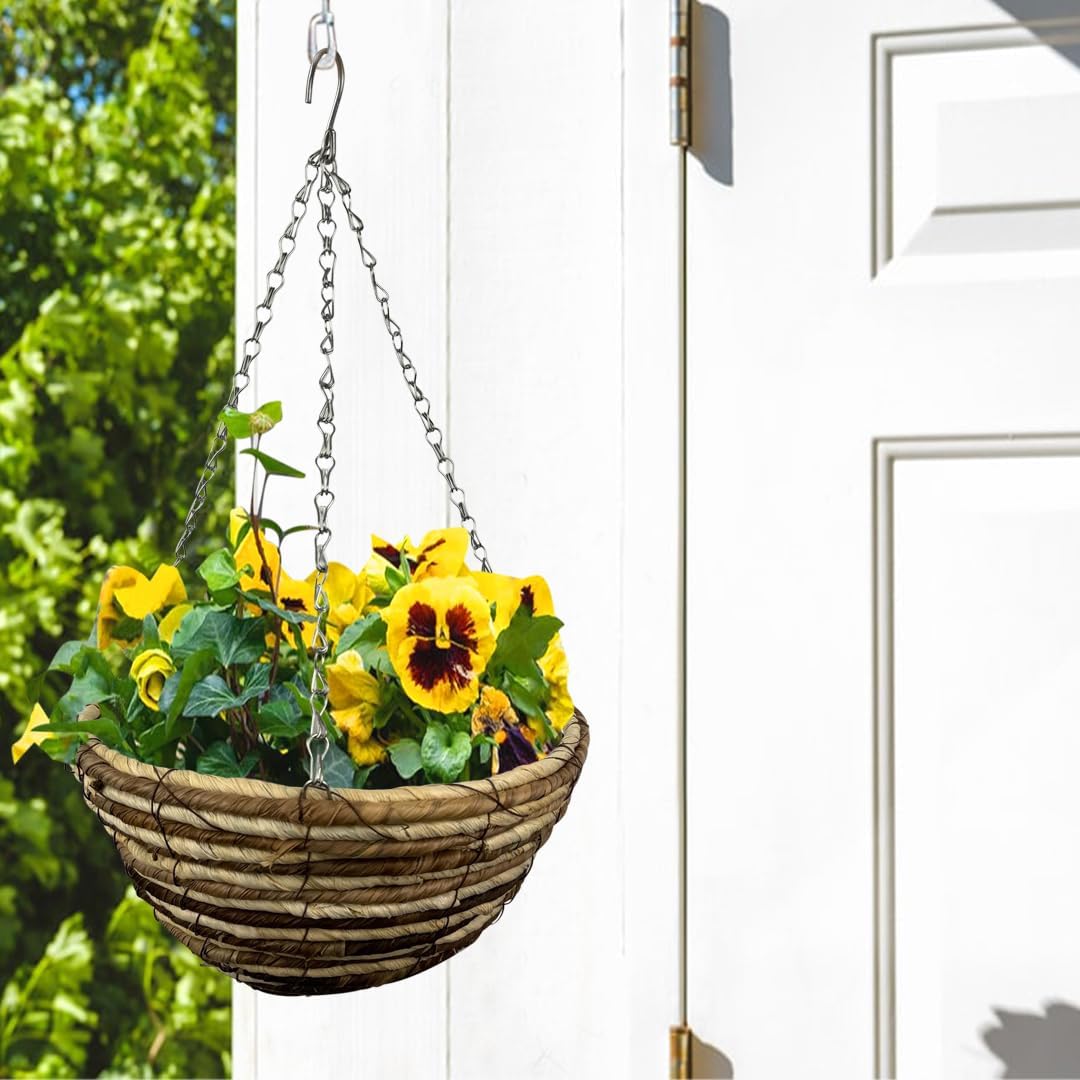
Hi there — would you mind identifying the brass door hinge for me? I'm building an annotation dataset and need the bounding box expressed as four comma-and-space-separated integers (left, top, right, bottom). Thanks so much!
670, 1024, 692, 1079
669, 0, 690, 146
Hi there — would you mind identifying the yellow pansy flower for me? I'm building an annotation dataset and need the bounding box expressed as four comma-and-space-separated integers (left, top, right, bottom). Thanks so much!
12, 704, 50, 764
326, 649, 385, 766
229, 509, 280, 594
383, 577, 495, 713
470, 686, 538, 774
362, 528, 470, 593
130, 649, 176, 711
410, 528, 470, 580
97, 565, 187, 648
305, 563, 374, 643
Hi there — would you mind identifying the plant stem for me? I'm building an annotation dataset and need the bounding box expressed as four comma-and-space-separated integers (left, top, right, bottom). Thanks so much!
248, 433, 260, 518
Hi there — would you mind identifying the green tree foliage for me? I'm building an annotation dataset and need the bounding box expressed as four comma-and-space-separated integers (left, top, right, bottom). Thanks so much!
0, 0, 236, 1074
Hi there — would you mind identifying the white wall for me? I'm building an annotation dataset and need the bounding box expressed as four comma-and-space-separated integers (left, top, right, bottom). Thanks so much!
233, 2, 682, 1077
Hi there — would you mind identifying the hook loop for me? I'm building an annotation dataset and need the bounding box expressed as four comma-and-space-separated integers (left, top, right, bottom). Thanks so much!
307, 2, 337, 71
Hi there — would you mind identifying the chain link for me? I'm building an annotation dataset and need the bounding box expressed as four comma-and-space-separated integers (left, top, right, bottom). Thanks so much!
304, 156, 339, 786
331, 169, 493, 573
173, 151, 323, 566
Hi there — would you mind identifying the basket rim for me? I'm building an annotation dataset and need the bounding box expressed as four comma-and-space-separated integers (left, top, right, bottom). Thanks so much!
78, 710, 587, 804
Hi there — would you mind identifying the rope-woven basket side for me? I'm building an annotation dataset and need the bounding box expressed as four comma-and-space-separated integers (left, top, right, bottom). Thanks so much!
74, 713, 588, 995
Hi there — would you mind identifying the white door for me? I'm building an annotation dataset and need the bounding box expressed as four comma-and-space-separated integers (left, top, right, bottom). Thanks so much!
232, 2, 682, 1078
687, 3, 1080, 1078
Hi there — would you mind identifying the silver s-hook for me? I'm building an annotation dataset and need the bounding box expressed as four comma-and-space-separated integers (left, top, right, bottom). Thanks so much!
305, 47, 344, 160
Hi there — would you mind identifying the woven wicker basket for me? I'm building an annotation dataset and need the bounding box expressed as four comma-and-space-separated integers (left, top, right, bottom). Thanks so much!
73, 713, 588, 996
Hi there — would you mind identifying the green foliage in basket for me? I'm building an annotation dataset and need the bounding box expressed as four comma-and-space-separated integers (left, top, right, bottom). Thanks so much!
14, 406, 576, 789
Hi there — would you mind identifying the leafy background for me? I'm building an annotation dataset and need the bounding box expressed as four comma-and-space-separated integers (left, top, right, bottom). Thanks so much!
0, 0, 236, 1074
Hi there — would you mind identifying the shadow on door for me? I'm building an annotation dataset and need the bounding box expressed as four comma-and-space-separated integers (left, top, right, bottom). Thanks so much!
983, 1001, 1080, 1079
689, 2, 734, 185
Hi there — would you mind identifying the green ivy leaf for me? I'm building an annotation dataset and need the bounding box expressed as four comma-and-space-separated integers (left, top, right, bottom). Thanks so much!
37, 703, 129, 751
196, 741, 258, 778
168, 607, 213, 659
54, 652, 116, 724
502, 670, 547, 719
47, 640, 88, 673
159, 648, 217, 732
183, 665, 269, 718
255, 699, 307, 739
182, 675, 239, 718
488, 607, 563, 681
387, 738, 423, 781
285, 680, 314, 718
170, 609, 266, 667
420, 722, 471, 784
316, 741, 358, 789
197, 548, 241, 592
239, 447, 305, 478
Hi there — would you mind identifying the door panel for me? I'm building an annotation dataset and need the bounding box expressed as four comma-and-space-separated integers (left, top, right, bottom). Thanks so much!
874, 19, 1080, 282
888, 446, 1080, 1078
687, 2, 1080, 1076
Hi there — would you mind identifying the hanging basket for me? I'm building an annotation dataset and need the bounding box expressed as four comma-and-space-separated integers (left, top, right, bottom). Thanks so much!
58, 41, 590, 995
74, 713, 587, 995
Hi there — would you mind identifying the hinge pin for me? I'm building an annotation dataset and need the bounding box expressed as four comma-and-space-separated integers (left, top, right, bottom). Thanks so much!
669, 0, 690, 146
670, 1023, 692, 1079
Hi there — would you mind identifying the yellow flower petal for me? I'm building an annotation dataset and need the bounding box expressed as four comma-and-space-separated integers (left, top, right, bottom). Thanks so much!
471, 571, 554, 632
346, 735, 387, 767
383, 577, 495, 713
471, 686, 515, 736
231, 511, 281, 595
331, 703, 375, 742
350, 575, 375, 613
307, 564, 368, 641
112, 565, 187, 620
276, 572, 317, 647
539, 639, 574, 730
97, 565, 142, 648
412, 528, 469, 580
12, 704, 50, 764
306, 562, 358, 609
158, 603, 192, 644
130, 648, 176, 711
325, 649, 380, 711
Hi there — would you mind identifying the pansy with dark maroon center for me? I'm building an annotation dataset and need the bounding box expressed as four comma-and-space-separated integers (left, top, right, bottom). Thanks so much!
404, 601, 479, 692
384, 577, 496, 711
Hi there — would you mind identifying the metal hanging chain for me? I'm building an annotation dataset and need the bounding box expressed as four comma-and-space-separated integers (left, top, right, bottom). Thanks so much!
305, 154, 339, 786
173, 38, 493, 785
302, 49, 346, 786
331, 167, 493, 573
173, 150, 324, 566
